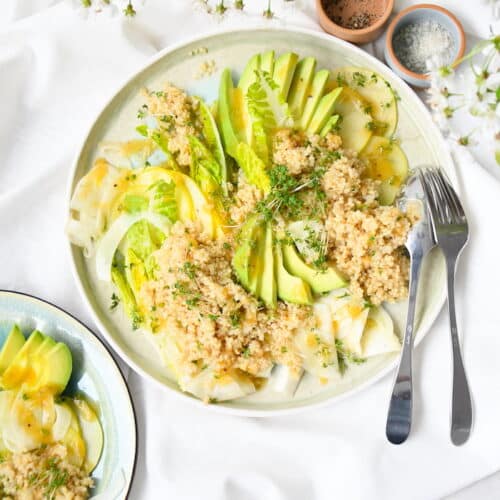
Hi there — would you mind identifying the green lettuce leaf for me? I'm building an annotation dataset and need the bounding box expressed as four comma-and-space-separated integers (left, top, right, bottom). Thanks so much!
246, 70, 294, 133
122, 194, 149, 214
188, 135, 227, 199
147, 179, 178, 221
111, 253, 142, 330
235, 142, 270, 193
135, 125, 179, 170
196, 98, 227, 185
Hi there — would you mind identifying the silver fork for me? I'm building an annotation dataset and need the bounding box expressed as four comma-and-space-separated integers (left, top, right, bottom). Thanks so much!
418, 167, 472, 446
386, 174, 436, 445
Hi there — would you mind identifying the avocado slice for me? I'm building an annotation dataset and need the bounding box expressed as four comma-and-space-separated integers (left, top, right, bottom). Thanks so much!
248, 222, 266, 294
282, 243, 346, 294
38, 343, 72, 394
232, 214, 263, 289
319, 114, 340, 137
275, 243, 313, 305
260, 50, 275, 75
1, 330, 72, 395
0, 325, 25, 376
273, 52, 299, 100
33, 336, 56, 357
299, 69, 330, 131
306, 87, 343, 135
258, 224, 277, 309
218, 69, 240, 158
238, 53, 260, 93
0, 330, 44, 390
288, 57, 317, 121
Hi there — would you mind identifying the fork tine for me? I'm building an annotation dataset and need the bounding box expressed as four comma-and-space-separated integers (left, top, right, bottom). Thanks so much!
428, 170, 451, 223
417, 169, 438, 240
423, 168, 448, 224
418, 169, 438, 218
434, 169, 466, 222
430, 170, 462, 224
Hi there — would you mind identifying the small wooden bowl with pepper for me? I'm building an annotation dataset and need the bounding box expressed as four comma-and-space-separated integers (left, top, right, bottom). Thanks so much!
316, 0, 394, 44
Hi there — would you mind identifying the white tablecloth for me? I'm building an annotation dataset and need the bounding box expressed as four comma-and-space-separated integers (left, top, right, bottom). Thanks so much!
1, 1, 499, 499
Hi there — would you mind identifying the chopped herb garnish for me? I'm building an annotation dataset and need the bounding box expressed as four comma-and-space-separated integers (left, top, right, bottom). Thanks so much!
335, 339, 366, 374
229, 310, 241, 327
110, 293, 120, 310
352, 71, 367, 87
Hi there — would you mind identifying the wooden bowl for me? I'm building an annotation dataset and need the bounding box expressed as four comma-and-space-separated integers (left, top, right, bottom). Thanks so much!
315, 0, 394, 45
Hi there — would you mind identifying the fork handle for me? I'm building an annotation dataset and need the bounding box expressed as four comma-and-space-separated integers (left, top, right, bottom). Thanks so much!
386, 250, 422, 444
446, 256, 472, 446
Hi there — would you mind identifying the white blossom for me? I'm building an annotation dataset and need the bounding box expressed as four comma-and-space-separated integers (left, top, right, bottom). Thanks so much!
426, 35, 500, 168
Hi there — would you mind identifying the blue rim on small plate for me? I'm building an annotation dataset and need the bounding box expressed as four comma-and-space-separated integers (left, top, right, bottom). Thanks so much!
0, 290, 138, 499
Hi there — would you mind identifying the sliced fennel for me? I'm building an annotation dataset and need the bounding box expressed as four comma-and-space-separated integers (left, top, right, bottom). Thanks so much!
95, 212, 171, 282
156, 332, 256, 401
361, 306, 400, 357
67, 160, 128, 257
270, 364, 303, 397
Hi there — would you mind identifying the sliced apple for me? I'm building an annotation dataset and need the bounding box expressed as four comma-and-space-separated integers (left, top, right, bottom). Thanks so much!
73, 397, 104, 473
361, 136, 409, 205
333, 87, 373, 152
59, 400, 86, 468
331, 67, 398, 137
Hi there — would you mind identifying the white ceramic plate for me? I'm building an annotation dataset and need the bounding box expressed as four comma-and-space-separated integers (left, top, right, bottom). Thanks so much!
68, 27, 451, 416
0, 290, 137, 498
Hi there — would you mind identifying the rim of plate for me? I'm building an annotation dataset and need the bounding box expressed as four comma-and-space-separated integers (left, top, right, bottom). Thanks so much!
66, 25, 449, 417
0, 289, 138, 498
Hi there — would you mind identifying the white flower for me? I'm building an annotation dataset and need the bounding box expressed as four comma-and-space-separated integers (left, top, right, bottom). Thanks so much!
69, 0, 140, 17
426, 84, 449, 111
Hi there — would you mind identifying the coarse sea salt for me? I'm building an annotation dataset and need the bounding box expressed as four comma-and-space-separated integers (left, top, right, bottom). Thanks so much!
393, 19, 455, 74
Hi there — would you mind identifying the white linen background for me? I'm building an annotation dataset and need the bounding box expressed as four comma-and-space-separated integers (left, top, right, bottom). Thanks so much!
0, 1, 499, 499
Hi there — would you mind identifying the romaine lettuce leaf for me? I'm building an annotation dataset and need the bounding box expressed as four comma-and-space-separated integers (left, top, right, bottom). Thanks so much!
148, 179, 178, 221
235, 142, 270, 193
135, 125, 179, 170
111, 255, 142, 330
122, 195, 149, 214
246, 70, 294, 133
196, 98, 227, 185
188, 135, 227, 201
95, 211, 171, 282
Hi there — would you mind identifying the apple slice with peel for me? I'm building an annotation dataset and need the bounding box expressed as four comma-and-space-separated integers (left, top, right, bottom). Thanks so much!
361, 136, 409, 205
332, 87, 373, 152
331, 67, 398, 138
72, 397, 104, 474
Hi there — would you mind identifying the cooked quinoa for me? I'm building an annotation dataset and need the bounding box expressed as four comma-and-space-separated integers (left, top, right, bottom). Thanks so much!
272, 128, 414, 305
140, 221, 310, 381
129, 84, 414, 389
0, 445, 93, 500
142, 83, 202, 168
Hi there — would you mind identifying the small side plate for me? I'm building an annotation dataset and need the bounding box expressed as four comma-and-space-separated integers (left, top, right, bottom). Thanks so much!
0, 290, 137, 499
